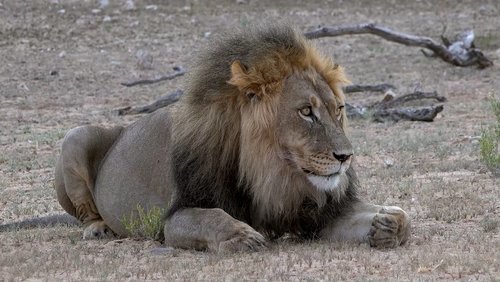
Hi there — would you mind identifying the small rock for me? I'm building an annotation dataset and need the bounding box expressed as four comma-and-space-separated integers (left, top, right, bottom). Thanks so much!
91, 9, 101, 14
57, 9, 65, 14
124, 0, 136, 11
129, 20, 140, 27
103, 15, 112, 22
136, 50, 153, 70
50, 70, 58, 76
150, 247, 175, 255
145, 5, 158, 11
99, 0, 109, 9
479, 4, 497, 16
383, 158, 394, 168
58, 51, 66, 58
236, 0, 247, 4
203, 31, 211, 38
75, 17, 87, 25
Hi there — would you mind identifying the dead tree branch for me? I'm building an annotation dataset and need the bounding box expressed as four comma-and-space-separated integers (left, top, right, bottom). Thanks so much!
304, 23, 493, 68
121, 67, 186, 87
372, 105, 444, 122
375, 91, 446, 109
345, 90, 446, 122
117, 89, 183, 115
344, 83, 395, 93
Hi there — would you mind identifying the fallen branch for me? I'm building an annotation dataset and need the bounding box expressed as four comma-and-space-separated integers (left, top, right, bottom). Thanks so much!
117, 89, 183, 115
344, 83, 395, 93
375, 90, 446, 109
121, 67, 186, 87
346, 90, 446, 122
345, 103, 366, 119
304, 23, 493, 68
372, 105, 444, 122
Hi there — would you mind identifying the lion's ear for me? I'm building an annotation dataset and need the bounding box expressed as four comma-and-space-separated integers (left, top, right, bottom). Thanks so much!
228, 61, 261, 103
228, 61, 249, 91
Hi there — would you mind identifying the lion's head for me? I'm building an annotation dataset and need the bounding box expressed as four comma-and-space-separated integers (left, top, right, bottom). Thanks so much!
172, 25, 357, 236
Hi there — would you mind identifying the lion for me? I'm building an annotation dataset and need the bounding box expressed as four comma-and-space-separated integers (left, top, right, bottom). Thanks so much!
54, 25, 410, 251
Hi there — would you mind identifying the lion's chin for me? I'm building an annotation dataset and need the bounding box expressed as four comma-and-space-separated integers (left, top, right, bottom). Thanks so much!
306, 173, 346, 192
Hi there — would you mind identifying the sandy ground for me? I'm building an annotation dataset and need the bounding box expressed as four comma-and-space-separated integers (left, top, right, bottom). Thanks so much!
0, 0, 499, 280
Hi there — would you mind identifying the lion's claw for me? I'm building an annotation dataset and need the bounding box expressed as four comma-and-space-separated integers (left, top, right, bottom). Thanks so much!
217, 222, 267, 253
368, 206, 410, 248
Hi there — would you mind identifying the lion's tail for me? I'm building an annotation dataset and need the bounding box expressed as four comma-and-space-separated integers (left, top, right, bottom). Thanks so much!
0, 213, 80, 232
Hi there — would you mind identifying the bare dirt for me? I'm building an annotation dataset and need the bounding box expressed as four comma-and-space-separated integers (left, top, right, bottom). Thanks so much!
0, 0, 499, 280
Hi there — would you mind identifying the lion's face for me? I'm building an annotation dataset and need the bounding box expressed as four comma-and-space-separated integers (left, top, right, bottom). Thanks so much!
276, 72, 353, 192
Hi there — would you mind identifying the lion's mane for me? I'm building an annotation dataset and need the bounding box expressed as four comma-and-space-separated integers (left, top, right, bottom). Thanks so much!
168, 25, 360, 238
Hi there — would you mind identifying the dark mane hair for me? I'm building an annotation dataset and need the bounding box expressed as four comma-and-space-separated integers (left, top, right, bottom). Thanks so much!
168, 25, 359, 238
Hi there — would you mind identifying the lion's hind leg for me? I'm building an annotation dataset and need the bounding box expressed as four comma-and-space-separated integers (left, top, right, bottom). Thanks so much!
321, 202, 410, 248
54, 125, 122, 239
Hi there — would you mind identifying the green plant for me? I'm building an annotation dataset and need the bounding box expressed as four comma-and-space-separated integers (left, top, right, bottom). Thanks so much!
479, 98, 500, 175
480, 216, 499, 233
121, 205, 165, 240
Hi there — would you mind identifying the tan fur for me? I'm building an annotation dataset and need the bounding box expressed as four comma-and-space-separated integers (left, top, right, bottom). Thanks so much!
54, 25, 409, 250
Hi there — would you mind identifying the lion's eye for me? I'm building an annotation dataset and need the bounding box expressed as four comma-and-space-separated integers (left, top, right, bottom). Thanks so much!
298, 106, 314, 123
299, 107, 312, 117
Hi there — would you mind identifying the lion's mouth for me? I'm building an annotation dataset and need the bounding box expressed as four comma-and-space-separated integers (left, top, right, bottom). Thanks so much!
301, 168, 339, 177
301, 166, 348, 192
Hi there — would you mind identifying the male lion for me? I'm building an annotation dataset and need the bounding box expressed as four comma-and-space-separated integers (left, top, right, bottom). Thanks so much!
54, 25, 410, 251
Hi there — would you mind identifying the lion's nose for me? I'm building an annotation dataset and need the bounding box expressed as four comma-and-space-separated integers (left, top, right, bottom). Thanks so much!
333, 152, 352, 163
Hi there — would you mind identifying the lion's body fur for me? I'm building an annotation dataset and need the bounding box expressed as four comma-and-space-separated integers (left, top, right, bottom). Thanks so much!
50, 25, 410, 249
169, 26, 359, 238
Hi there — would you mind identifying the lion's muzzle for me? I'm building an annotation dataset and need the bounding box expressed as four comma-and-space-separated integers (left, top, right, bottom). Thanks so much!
302, 151, 352, 192
306, 151, 352, 177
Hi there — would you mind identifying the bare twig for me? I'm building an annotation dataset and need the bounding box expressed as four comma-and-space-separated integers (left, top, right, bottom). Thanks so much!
121, 67, 186, 87
372, 105, 444, 122
375, 91, 447, 109
344, 83, 396, 93
0, 214, 80, 231
345, 103, 366, 119
304, 23, 493, 68
346, 90, 446, 122
117, 89, 183, 115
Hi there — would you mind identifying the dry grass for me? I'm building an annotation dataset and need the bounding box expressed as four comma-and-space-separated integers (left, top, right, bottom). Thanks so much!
1, 0, 499, 280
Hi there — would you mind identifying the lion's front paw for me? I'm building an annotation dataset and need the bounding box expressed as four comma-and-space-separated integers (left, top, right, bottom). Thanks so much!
83, 221, 114, 240
216, 222, 267, 253
368, 206, 410, 248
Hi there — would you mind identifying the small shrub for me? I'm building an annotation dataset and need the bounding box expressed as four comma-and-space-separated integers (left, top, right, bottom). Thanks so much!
121, 205, 165, 240
479, 98, 500, 175
480, 216, 499, 233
